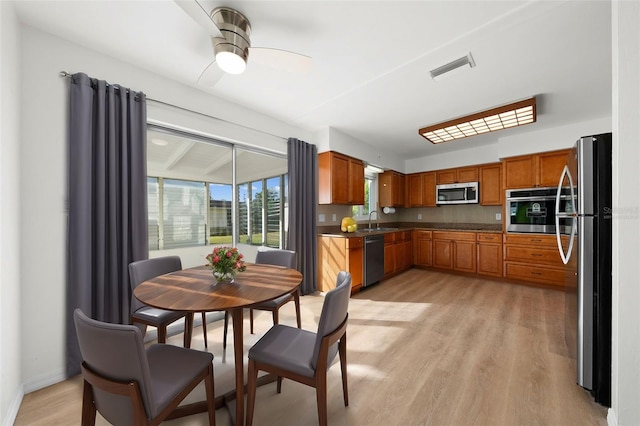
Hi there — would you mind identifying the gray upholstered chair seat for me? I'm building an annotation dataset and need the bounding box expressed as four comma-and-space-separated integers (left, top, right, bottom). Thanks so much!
248, 324, 316, 378
146, 344, 213, 412
253, 293, 292, 310
132, 307, 185, 324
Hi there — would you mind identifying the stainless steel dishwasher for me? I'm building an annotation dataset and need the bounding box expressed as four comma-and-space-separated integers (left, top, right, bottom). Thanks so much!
364, 234, 385, 287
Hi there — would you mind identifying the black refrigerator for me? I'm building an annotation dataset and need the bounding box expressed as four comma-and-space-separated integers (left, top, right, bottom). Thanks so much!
555, 133, 612, 406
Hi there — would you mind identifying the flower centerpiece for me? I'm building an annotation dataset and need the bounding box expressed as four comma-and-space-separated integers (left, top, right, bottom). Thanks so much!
206, 246, 246, 283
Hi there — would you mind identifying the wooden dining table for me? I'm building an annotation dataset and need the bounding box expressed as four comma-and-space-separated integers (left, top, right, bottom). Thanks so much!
133, 263, 303, 426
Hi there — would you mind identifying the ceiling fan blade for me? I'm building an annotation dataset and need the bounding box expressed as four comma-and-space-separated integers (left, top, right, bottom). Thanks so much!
197, 59, 225, 86
249, 47, 312, 74
173, 0, 223, 38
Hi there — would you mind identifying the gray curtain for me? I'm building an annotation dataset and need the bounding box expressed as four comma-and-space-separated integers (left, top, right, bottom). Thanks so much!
66, 72, 148, 376
286, 138, 317, 295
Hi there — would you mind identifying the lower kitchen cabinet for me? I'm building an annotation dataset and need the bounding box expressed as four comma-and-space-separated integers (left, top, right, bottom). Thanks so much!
477, 233, 503, 277
413, 230, 432, 267
432, 231, 477, 273
503, 233, 566, 288
317, 235, 363, 294
384, 231, 413, 279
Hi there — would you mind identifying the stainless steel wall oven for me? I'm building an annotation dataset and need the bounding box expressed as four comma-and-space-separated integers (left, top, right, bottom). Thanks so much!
506, 187, 572, 234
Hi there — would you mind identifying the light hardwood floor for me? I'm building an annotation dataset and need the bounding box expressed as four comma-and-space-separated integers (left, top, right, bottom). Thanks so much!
14, 269, 608, 425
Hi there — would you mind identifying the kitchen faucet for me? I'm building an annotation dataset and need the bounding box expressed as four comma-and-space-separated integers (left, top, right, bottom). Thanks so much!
368, 210, 379, 230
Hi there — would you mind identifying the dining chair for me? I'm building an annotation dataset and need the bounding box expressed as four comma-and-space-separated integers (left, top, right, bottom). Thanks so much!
246, 271, 351, 426
129, 256, 209, 348
222, 249, 300, 349
73, 308, 216, 426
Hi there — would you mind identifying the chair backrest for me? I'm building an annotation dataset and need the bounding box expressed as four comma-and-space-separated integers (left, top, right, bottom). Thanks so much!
73, 308, 157, 424
128, 256, 182, 315
311, 271, 352, 370
255, 249, 296, 269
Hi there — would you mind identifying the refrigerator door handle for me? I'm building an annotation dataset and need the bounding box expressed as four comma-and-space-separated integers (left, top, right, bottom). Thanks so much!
556, 165, 576, 265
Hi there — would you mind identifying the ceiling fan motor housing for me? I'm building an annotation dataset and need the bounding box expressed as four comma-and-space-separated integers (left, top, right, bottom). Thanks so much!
210, 7, 251, 62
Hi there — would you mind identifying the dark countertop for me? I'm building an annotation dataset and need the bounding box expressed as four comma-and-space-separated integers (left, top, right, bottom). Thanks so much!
318, 222, 502, 238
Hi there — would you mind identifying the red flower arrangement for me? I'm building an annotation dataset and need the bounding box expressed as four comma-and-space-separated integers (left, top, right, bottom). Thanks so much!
206, 246, 246, 282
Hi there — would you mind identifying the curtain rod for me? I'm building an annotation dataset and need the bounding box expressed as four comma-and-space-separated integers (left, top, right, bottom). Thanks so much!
59, 71, 288, 141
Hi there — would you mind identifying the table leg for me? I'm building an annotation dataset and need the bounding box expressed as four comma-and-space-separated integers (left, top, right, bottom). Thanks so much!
231, 307, 244, 426
184, 312, 194, 348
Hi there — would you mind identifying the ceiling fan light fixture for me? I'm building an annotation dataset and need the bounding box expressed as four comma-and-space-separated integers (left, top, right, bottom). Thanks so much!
418, 97, 537, 144
215, 47, 247, 74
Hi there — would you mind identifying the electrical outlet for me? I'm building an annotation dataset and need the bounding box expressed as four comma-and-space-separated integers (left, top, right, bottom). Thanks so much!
319, 214, 326, 222
417, 213, 422, 220
495, 213, 502, 221
332, 214, 337, 222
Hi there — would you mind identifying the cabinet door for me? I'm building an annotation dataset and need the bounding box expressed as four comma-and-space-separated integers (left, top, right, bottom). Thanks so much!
331, 153, 351, 203
436, 169, 456, 184
503, 155, 535, 189
346, 237, 364, 291
394, 239, 405, 273
384, 242, 396, 277
393, 172, 406, 206
402, 239, 413, 270
453, 240, 476, 273
415, 236, 432, 266
422, 172, 437, 207
432, 239, 453, 269
477, 243, 502, 277
378, 171, 393, 207
457, 167, 479, 183
479, 163, 502, 206
406, 173, 423, 207
349, 159, 365, 204
537, 150, 569, 187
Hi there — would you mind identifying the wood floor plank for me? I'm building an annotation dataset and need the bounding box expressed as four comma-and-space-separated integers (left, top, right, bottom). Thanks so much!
14, 269, 607, 425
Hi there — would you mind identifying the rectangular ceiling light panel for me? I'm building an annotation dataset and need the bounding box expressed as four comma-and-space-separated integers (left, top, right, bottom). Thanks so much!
419, 97, 536, 144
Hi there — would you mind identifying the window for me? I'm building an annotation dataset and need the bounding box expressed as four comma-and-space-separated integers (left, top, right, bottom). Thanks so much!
352, 176, 378, 220
147, 126, 287, 250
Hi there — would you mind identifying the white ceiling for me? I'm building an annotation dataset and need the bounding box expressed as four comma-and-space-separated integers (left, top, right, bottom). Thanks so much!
13, 0, 612, 159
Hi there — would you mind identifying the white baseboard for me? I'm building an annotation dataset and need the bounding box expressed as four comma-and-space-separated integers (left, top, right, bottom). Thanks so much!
608, 407, 618, 426
2, 384, 23, 426
23, 370, 67, 394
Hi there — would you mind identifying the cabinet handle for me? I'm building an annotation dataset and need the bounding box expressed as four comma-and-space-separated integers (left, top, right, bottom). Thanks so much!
531, 271, 542, 275
531, 239, 542, 242
530, 253, 542, 257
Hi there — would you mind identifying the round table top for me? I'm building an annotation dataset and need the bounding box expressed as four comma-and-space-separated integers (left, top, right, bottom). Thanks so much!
133, 263, 303, 312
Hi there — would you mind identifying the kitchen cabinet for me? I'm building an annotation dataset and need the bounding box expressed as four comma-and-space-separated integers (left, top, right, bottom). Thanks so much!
476, 232, 503, 277
432, 231, 477, 273
318, 151, 365, 205
436, 166, 479, 184
383, 230, 413, 279
405, 172, 436, 207
479, 163, 502, 206
413, 230, 432, 267
317, 235, 363, 294
502, 233, 566, 288
378, 170, 405, 207
503, 149, 570, 189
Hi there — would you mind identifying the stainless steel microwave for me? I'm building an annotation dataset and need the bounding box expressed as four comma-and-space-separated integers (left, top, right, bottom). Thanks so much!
506, 187, 573, 234
436, 182, 479, 205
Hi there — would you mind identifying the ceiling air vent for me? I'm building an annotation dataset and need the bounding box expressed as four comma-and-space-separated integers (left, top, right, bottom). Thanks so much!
430, 53, 476, 81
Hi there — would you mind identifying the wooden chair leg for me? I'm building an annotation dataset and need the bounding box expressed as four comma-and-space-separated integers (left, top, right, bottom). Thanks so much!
157, 326, 167, 344
246, 359, 259, 426
272, 309, 279, 326
201, 312, 208, 348
316, 371, 328, 426
223, 311, 229, 349
293, 289, 302, 329
339, 335, 349, 406
277, 376, 283, 394
205, 364, 216, 426
250, 309, 255, 334
81, 380, 97, 426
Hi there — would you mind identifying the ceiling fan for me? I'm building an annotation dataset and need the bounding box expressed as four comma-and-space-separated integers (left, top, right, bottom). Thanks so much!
176, 1, 312, 86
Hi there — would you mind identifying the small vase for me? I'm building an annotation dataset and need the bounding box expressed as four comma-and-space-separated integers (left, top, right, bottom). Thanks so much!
213, 270, 235, 284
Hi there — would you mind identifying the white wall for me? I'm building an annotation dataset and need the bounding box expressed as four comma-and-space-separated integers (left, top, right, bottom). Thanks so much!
0, 2, 23, 424
611, 2, 640, 425
17, 24, 311, 392
325, 127, 405, 171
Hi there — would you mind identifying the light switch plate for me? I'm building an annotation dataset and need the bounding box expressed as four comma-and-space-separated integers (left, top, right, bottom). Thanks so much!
495, 213, 502, 221
332, 214, 337, 222
417, 213, 422, 220
319, 214, 326, 222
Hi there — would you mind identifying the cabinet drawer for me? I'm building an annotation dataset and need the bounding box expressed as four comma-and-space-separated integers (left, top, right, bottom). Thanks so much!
346, 237, 363, 249
504, 245, 563, 267
503, 233, 558, 247
477, 232, 502, 242
433, 231, 476, 242
504, 262, 565, 286
384, 233, 396, 243
414, 230, 432, 239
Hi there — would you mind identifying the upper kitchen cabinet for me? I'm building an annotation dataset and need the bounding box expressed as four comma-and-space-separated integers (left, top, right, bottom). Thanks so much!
379, 170, 405, 207
318, 151, 365, 205
405, 172, 436, 207
503, 149, 570, 189
479, 163, 502, 206
436, 166, 478, 184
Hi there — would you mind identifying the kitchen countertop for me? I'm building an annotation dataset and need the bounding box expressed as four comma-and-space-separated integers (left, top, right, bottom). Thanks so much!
318, 222, 503, 238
